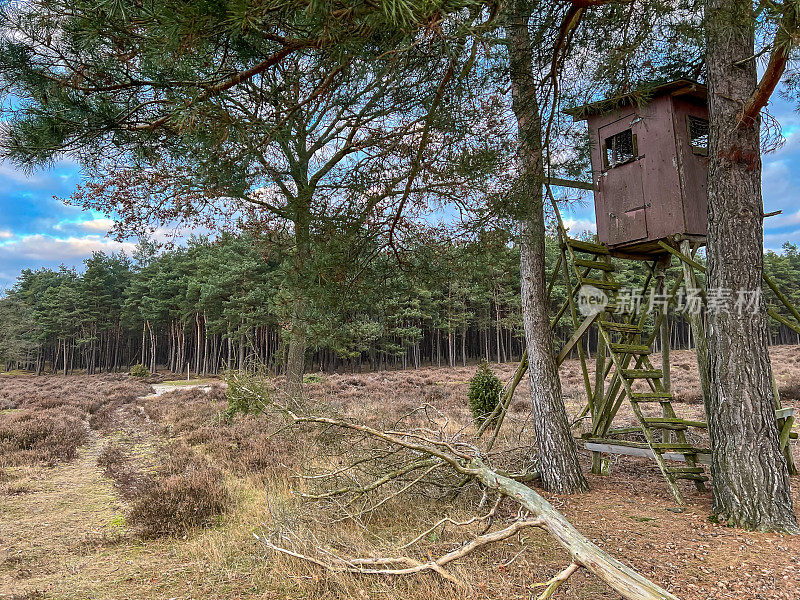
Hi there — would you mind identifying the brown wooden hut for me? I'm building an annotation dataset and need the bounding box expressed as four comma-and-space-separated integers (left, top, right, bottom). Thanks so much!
566, 80, 709, 254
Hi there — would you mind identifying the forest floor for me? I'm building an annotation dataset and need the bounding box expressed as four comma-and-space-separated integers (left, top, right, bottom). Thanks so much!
1, 347, 799, 600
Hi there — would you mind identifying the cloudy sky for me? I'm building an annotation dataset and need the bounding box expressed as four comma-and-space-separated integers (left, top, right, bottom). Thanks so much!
2, 95, 800, 291
0, 158, 138, 290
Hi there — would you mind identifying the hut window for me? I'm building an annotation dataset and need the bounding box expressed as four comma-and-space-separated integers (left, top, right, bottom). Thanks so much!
603, 129, 636, 168
688, 116, 709, 155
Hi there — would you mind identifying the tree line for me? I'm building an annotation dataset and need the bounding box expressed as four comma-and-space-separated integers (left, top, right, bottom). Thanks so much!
3, 229, 798, 376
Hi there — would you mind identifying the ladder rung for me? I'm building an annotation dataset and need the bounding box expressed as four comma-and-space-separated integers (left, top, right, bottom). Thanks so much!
600, 322, 643, 333
575, 258, 615, 272
609, 343, 651, 355
580, 278, 620, 290
645, 417, 691, 424
643, 422, 688, 431
672, 473, 710, 482
568, 238, 610, 254
621, 369, 663, 379
666, 467, 705, 474
631, 392, 673, 402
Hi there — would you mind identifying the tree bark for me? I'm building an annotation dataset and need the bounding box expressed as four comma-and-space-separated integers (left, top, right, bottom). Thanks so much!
706, 0, 798, 532
285, 195, 311, 402
506, 0, 588, 494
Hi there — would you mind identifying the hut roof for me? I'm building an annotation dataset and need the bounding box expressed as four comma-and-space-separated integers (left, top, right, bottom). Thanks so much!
564, 79, 707, 122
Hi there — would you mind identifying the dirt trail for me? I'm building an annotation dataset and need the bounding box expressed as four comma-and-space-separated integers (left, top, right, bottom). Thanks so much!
0, 420, 196, 600
1, 381, 233, 600
145, 383, 215, 398
1, 428, 122, 596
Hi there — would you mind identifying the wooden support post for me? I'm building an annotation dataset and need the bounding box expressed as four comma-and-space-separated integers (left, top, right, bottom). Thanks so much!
557, 313, 599, 366
591, 254, 614, 475
679, 240, 711, 410
591, 320, 607, 474
560, 245, 594, 407
547, 253, 563, 299
771, 372, 798, 475
655, 262, 670, 444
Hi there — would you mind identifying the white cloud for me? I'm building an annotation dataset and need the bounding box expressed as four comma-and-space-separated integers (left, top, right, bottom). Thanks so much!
0, 157, 81, 188
563, 218, 597, 235
764, 228, 800, 249
0, 230, 13, 239
79, 218, 115, 232
767, 209, 800, 229
0, 234, 136, 261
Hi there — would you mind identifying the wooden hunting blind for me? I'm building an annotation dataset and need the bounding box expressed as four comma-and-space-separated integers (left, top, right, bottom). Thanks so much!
566, 80, 709, 254
520, 80, 799, 504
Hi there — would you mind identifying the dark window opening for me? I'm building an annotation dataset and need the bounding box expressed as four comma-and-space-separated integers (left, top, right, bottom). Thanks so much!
688, 116, 709, 155
603, 129, 636, 168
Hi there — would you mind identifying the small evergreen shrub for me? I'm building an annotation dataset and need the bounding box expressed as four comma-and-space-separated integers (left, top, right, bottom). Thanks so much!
130, 363, 150, 378
223, 369, 272, 417
468, 361, 503, 428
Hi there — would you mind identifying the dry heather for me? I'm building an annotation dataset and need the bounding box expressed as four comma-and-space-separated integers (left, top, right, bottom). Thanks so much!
143, 385, 308, 478
1, 348, 799, 600
0, 374, 152, 467
125, 442, 231, 538
0, 408, 87, 466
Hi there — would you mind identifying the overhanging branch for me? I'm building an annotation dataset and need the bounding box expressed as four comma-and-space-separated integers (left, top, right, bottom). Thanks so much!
740, 4, 800, 128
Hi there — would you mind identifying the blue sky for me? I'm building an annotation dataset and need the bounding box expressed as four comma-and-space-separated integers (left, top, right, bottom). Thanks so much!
0, 159, 137, 289
2, 96, 800, 291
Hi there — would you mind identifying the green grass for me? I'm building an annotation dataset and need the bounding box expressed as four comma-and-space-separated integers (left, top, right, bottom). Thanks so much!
108, 514, 126, 528
0, 370, 32, 377
160, 379, 217, 387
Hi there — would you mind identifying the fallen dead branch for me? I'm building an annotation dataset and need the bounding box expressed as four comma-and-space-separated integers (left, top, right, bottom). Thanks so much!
257, 518, 543, 587
254, 405, 680, 600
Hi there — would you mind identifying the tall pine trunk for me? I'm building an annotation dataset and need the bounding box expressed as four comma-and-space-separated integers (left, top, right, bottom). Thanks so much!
706, 0, 797, 531
506, 0, 587, 494
285, 196, 311, 402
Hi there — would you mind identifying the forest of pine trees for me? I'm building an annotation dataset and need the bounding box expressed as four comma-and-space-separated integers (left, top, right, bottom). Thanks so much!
2, 228, 799, 376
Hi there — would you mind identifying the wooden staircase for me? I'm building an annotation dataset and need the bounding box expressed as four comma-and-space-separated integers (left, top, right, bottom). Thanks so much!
564, 238, 708, 504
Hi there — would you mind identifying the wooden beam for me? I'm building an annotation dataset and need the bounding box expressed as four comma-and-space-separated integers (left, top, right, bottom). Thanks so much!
584, 442, 712, 465
779, 416, 795, 451
557, 312, 599, 365
763, 272, 800, 326
657, 240, 706, 273
767, 308, 800, 335
546, 176, 594, 191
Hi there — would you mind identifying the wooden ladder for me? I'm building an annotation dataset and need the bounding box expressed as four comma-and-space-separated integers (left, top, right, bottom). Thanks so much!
565, 238, 708, 505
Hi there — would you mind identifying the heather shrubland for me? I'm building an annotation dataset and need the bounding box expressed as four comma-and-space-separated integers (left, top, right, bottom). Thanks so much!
1, 354, 798, 599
